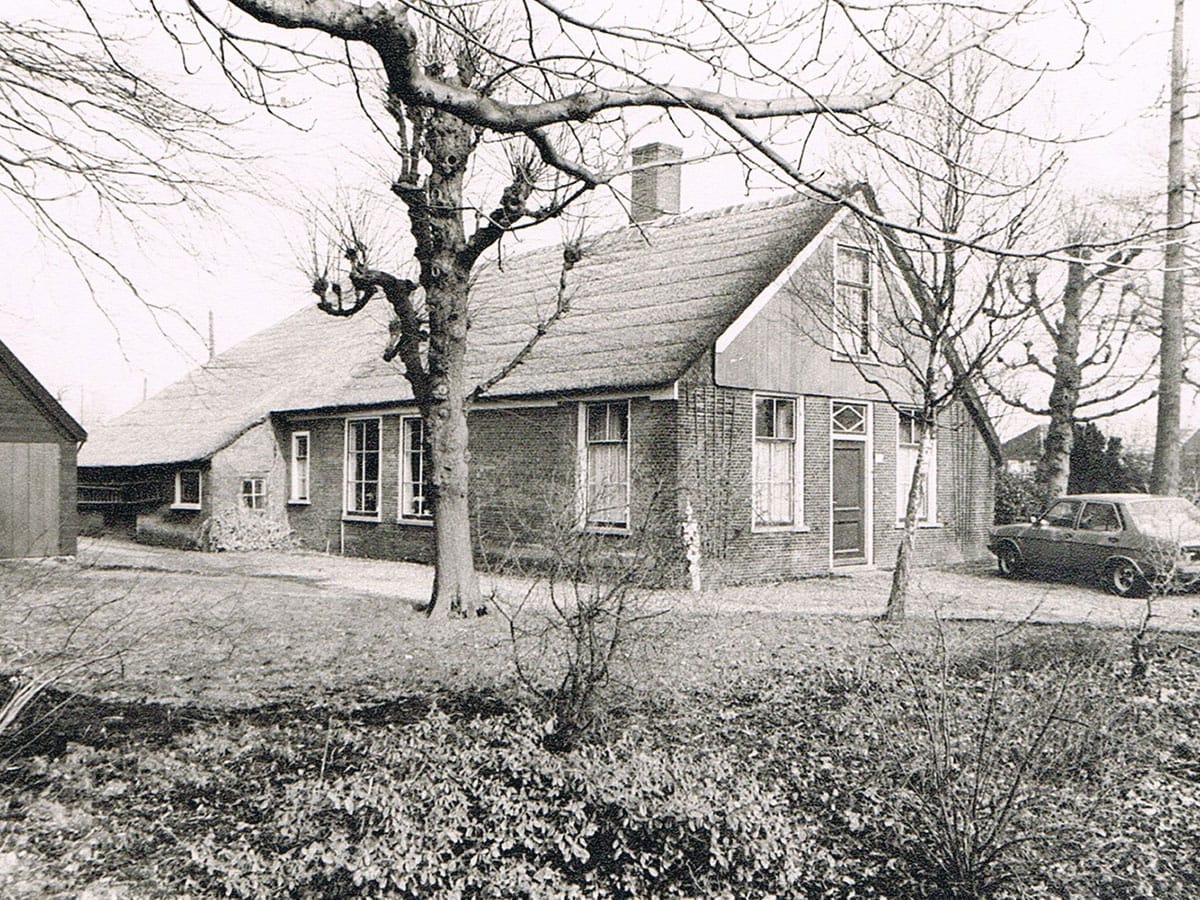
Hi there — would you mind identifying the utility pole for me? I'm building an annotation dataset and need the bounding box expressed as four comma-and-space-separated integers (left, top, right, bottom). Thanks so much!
1153, 0, 1187, 495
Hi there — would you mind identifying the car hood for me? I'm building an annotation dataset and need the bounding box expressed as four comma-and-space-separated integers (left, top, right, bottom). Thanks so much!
989, 524, 1028, 540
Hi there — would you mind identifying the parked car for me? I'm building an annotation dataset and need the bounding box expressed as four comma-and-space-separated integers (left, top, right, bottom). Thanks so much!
988, 493, 1200, 596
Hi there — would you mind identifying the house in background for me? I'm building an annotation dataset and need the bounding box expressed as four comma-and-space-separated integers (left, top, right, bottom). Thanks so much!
1001, 424, 1046, 476
0, 338, 86, 558
78, 147, 1001, 585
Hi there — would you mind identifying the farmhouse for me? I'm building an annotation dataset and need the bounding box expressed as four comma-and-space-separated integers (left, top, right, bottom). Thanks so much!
78, 154, 1000, 585
0, 338, 86, 558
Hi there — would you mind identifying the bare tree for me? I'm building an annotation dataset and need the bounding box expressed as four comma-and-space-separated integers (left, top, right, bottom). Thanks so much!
791, 52, 1048, 619
1152, 0, 1188, 495
1, 4, 229, 302
989, 227, 1150, 498
135, 0, 1087, 616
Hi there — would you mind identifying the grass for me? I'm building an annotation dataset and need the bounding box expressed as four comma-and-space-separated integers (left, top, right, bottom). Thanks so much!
0, 554, 1198, 896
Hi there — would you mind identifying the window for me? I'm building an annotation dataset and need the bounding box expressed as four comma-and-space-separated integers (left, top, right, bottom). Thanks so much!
831, 401, 867, 436
1079, 502, 1121, 532
582, 402, 629, 529
753, 395, 799, 527
897, 410, 936, 523
836, 245, 873, 354
345, 418, 381, 518
241, 477, 266, 511
400, 416, 432, 520
1041, 499, 1081, 529
290, 432, 310, 503
173, 469, 202, 510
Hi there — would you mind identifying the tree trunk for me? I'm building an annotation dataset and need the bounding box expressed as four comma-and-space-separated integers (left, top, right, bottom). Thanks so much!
415, 113, 483, 617
1153, 0, 1186, 495
1036, 259, 1084, 497
885, 419, 930, 621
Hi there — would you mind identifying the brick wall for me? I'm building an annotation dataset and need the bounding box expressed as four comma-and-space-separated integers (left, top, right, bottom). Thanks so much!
279, 399, 685, 577
677, 351, 996, 585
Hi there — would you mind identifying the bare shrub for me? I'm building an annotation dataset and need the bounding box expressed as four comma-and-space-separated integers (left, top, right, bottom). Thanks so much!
489, 485, 681, 750
858, 623, 1124, 898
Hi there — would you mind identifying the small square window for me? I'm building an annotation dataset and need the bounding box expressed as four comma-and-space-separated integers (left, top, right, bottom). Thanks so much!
241, 477, 266, 511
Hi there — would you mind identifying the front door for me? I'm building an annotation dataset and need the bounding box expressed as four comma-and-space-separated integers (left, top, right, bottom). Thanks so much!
832, 439, 866, 565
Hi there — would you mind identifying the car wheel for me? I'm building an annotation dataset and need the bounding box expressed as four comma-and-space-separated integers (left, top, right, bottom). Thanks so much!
1107, 560, 1147, 598
996, 544, 1022, 578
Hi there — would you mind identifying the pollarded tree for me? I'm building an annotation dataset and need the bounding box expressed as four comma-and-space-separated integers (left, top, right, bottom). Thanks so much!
141, 0, 1087, 616
988, 219, 1151, 498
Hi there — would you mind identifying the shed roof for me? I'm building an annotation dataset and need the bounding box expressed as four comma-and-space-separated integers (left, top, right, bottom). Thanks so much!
0, 338, 87, 443
80, 194, 840, 467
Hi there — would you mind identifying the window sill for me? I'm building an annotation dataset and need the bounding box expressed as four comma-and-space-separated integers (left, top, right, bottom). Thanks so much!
581, 524, 631, 536
397, 516, 434, 527
170, 503, 202, 512
894, 521, 944, 530
287, 499, 311, 506
751, 523, 812, 534
832, 353, 880, 366
343, 513, 381, 523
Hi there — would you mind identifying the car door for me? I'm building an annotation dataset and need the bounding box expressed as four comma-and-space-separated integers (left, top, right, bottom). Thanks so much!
1071, 501, 1125, 573
1023, 499, 1083, 570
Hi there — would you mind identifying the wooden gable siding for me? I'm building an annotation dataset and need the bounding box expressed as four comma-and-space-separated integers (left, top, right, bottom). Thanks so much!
0, 368, 62, 443
714, 219, 917, 403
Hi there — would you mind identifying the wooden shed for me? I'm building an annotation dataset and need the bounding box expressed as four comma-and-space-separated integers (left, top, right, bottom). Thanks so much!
0, 339, 86, 558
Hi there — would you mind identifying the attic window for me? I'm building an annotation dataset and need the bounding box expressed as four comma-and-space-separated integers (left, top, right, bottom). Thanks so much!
173, 469, 202, 510
836, 245, 873, 354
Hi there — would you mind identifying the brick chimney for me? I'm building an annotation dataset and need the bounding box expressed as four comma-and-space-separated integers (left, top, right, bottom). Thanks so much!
629, 142, 683, 223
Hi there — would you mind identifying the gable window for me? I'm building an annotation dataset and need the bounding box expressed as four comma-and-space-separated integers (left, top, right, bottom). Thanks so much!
173, 469, 202, 510
241, 477, 266, 511
836, 245, 873, 354
400, 416, 432, 520
289, 432, 310, 503
897, 410, 936, 524
753, 395, 800, 527
345, 417, 381, 518
582, 401, 629, 529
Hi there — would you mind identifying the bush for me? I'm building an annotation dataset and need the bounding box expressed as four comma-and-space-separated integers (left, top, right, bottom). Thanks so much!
993, 470, 1049, 524
181, 708, 814, 898
200, 507, 295, 552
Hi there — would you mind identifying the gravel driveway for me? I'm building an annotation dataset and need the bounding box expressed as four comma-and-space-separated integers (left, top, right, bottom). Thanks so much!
77, 537, 1200, 634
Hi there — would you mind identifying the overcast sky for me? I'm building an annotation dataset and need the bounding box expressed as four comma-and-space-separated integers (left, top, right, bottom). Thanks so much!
0, 0, 1195, 447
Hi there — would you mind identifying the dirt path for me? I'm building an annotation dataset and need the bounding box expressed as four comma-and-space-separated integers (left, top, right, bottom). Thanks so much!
78, 537, 1200, 634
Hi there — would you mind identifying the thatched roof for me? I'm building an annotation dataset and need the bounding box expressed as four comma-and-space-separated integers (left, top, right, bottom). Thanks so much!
79, 194, 840, 467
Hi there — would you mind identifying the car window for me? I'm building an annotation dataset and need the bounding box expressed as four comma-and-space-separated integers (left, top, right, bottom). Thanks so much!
1124, 498, 1200, 539
1079, 502, 1121, 533
1041, 500, 1081, 528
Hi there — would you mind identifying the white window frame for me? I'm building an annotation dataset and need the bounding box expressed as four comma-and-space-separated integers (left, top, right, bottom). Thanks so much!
896, 409, 939, 527
172, 468, 203, 510
343, 416, 383, 521
399, 415, 433, 524
289, 431, 310, 504
751, 393, 805, 532
835, 244, 875, 356
577, 400, 631, 533
241, 477, 267, 511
